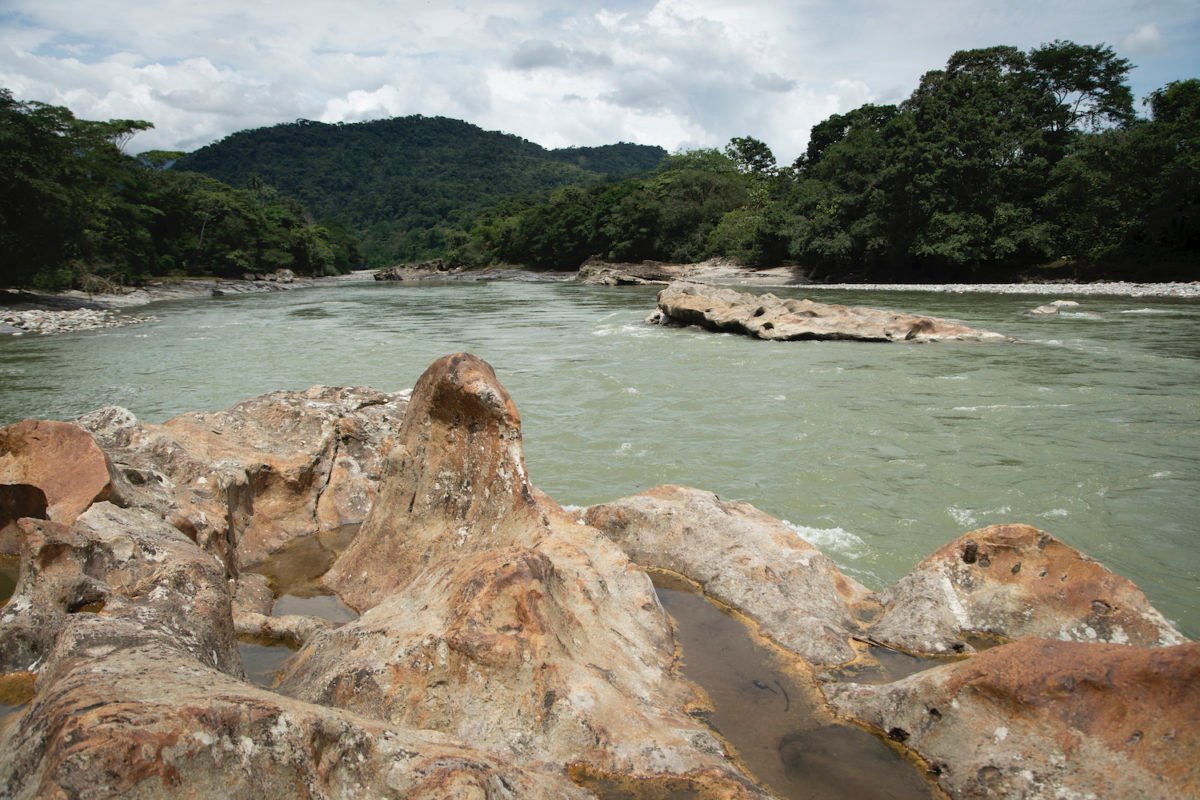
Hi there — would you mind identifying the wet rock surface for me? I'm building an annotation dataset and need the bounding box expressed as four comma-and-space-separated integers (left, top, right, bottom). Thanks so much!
869, 524, 1186, 654
76, 385, 409, 572
583, 485, 873, 666
652, 281, 1008, 342
826, 638, 1200, 799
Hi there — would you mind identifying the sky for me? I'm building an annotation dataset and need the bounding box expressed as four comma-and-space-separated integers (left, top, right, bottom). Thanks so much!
1, 0, 1198, 163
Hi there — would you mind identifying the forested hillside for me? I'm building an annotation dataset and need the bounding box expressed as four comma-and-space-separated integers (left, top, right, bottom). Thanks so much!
175, 117, 667, 266
454, 41, 1198, 282
0, 90, 359, 290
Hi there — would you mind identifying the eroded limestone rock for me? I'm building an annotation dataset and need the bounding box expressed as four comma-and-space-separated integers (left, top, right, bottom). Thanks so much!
77, 385, 409, 572
0, 419, 127, 547
583, 485, 873, 665
293, 354, 767, 796
0, 502, 590, 800
869, 524, 1185, 654
825, 638, 1200, 799
0, 502, 240, 678
652, 281, 1007, 342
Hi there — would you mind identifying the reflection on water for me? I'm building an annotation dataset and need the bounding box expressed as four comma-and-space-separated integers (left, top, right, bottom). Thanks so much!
0, 555, 18, 608
239, 641, 296, 689
272, 592, 358, 623
655, 581, 938, 800
243, 525, 359, 597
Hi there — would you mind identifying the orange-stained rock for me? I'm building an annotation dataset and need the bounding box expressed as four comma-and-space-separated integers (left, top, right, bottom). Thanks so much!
652, 281, 1008, 342
0, 502, 240, 678
0, 419, 123, 536
0, 501, 590, 800
323, 354, 540, 609
583, 484, 874, 665
869, 524, 1185, 654
825, 638, 1200, 799
77, 385, 408, 573
299, 354, 768, 796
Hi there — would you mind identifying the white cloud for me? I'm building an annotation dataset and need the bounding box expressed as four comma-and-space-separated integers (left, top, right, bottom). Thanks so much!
1, 0, 1197, 161
1122, 23, 1167, 55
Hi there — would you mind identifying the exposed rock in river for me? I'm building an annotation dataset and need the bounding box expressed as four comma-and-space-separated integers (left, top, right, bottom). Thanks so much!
582, 485, 874, 666
826, 638, 1200, 799
296, 354, 767, 796
578, 257, 803, 287
868, 524, 1186, 654
651, 281, 1008, 342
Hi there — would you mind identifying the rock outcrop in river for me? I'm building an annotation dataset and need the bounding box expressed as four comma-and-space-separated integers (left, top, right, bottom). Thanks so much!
650, 281, 1008, 342
0, 354, 1194, 799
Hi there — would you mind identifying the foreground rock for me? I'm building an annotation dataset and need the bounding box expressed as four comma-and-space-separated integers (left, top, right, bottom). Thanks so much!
0, 419, 126, 552
826, 638, 1200, 799
0, 503, 588, 799
652, 281, 1008, 342
582, 485, 873, 665
869, 524, 1186, 654
77, 385, 409, 572
292, 354, 767, 796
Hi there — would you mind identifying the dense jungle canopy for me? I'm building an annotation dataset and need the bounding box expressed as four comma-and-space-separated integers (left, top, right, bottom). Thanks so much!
2, 40, 1196, 290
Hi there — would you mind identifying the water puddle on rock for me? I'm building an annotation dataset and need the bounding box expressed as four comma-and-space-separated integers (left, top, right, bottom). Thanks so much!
0, 671, 34, 728
0, 555, 19, 609
654, 577, 940, 800
239, 641, 297, 689
239, 526, 362, 688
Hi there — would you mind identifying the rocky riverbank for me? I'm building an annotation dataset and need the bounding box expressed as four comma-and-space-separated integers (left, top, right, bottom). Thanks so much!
0, 270, 374, 335
1, 353, 1194, 798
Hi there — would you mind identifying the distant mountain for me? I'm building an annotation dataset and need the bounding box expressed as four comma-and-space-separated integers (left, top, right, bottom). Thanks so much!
174, 116, 667, 265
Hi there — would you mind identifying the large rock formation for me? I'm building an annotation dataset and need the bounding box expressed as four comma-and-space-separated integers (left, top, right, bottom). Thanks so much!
76, 385, 409, 572
582, 485, 873, 665
651, 281, 1007, 342
291, 354, 768, 796
868, 524, 1186, 654
826, 638, 1200, 799
0, 502, 588, 799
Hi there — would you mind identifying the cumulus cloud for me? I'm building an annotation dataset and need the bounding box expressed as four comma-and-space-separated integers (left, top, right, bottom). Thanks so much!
0, 0, 1197, 161
1122, 23, 1167, 55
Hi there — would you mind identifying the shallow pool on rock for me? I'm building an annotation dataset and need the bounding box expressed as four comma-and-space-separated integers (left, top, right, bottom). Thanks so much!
654, 581, 939, 799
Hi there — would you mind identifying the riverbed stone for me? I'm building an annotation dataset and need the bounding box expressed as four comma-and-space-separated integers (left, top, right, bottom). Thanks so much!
0, 419, 127, 545
652, 281, 1008, 342
299, 354, 767, 796
582, 484, 873, 665
825, 637, 1200, 799
76, 385, 409, 573
868, 524, 1186, 654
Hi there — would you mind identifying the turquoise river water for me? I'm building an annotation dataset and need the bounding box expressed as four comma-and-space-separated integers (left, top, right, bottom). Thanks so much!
1, 279, 1197, 638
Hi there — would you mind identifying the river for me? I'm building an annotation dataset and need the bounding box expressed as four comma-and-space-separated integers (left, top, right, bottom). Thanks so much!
1, 279, 1197, 638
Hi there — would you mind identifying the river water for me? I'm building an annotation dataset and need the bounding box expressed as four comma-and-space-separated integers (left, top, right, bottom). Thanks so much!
1, 279, 1197, 637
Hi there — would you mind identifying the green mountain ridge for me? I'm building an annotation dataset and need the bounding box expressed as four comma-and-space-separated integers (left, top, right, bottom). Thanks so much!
174, 116, 667, 266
